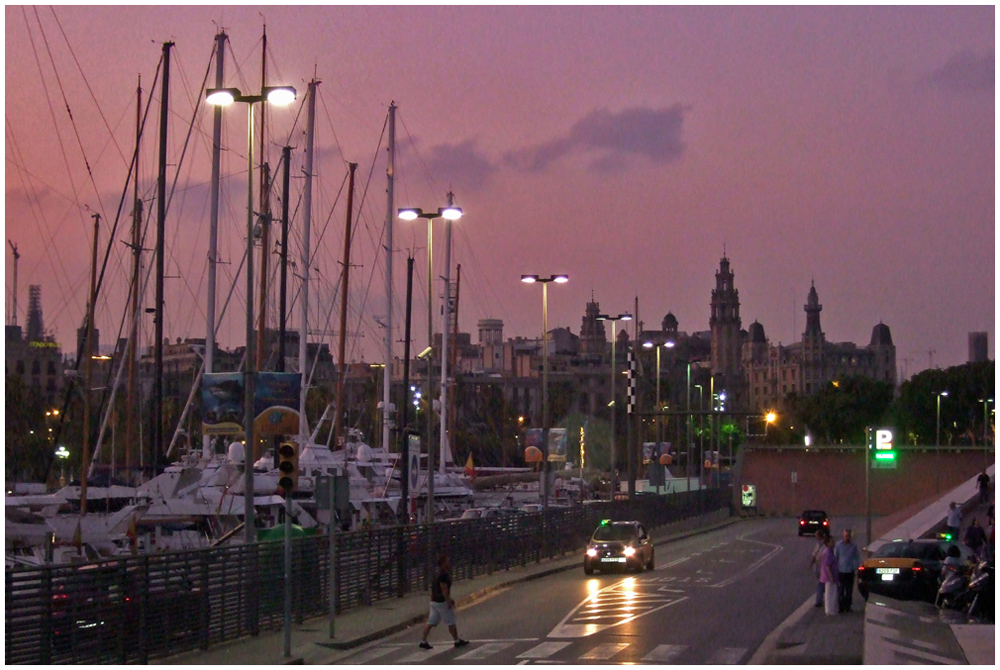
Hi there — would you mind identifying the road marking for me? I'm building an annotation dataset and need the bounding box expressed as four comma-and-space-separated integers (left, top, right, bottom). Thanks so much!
341, 645, 403, 664
641, 644, 687, 662
548, 581, 687, 638
579, 642, 629, 660
457, 641, 515, 660
517, 641, 572, 659
397, 645, 453, 663
710, 539, 783, 587
706, 646, 746, 664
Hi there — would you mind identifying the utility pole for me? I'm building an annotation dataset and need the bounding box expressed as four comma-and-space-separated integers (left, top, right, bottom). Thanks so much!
7, 240, 18, 326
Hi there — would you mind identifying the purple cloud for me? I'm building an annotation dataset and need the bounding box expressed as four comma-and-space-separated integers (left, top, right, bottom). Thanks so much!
504, 104, 689, 173
922, 49, 994, 93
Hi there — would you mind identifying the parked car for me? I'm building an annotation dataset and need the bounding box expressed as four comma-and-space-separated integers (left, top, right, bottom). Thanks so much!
857, 539, 976, 602
798, 510, 829, 536
584, 519, 654, 574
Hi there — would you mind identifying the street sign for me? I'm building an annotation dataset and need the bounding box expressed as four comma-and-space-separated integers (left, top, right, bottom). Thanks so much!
741, 484, 757, 509
870, 428, 897, 469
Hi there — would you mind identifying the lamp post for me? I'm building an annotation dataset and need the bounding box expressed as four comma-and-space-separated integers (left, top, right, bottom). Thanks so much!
695, 384, 704, 485
521, 274, 569, 509
935, 390, 948, 493
55, 445, 69, 487
980, 398, 994, 468
206, 84, 296, 547
643, 338, 675, 494
596, 312, 632, 499
398, 199, 462, 523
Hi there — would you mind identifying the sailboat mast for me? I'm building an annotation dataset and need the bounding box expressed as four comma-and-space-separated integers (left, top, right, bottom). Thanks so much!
448, 264, 460, 447
256, 27, 270, 371
206, 31, 226, 382
439, 191, 455, 473
126, 74, 143, 476
299, 80, 318, 449
333, 163, 357, 448
278, 146, 291, 374
153, 41, 173, 476
382, 103, 396, 452
81, 213, 100, 515
7, 241, 18, 326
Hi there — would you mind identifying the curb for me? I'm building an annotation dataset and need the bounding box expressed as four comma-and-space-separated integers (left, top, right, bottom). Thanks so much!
746, 596, 814, 664
320, 514, 742, 652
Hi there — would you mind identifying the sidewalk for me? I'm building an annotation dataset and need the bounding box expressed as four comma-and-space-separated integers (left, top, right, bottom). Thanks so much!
155, 509, 737, 665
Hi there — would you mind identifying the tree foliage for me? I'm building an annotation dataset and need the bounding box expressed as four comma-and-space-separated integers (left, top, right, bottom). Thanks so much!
787, 375, 895, 444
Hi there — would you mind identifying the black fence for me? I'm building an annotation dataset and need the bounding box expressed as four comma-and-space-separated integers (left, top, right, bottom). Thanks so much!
5, 487, 730, 664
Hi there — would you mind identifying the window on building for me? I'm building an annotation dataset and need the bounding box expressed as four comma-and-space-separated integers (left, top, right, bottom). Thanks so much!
17, 360, 25, 375
31, 360, 41, 375
48, 361, 56, 375
806, 383, 811, 393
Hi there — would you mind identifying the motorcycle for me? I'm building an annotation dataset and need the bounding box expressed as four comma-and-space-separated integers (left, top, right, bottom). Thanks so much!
936, 558, 994, 622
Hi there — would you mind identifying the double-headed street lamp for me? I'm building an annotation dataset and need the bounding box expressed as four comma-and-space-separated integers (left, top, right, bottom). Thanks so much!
206, 84, 296, 546
521, 274, 569, 509
642, 337, 675, 494
398, 199, 462, 523
596, 312, 632, 499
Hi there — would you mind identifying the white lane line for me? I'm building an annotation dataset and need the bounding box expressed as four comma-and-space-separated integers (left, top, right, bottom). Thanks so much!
456, 641, 515, 660
641, 644, 687, 662
579, 642, 629, 660
710, 541, 783, 588
341, 645, 403, 664
397, 644, 453, 664
517, 641, 572, 659
706, 646, 746, 664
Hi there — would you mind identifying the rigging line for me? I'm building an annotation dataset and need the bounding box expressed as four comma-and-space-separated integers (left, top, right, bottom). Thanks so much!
4, 117, 75, 306
48, 6, 127, 166
20, 7, 89, 248
32, 6, 109, 220
397, 109, 444, 194
316, 86, 347, 176
345, 113, 390, 364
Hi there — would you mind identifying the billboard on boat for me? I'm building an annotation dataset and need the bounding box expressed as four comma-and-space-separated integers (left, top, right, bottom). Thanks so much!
202, 373, 244, 435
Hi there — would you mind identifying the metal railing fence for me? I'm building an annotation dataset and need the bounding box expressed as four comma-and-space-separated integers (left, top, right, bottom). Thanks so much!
6, 487, 729, 664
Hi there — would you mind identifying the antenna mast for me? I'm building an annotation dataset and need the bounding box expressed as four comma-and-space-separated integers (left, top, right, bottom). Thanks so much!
7, 240, 19, 326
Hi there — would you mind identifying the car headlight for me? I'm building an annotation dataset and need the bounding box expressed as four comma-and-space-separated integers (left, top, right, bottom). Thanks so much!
586, 548, 597, 557
623, 546, 636, 557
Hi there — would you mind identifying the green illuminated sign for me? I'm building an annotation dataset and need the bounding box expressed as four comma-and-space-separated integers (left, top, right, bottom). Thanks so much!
870, 428, 896, 469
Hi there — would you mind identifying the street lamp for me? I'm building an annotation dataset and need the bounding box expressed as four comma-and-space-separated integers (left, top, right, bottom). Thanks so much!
935, 390, 948, 493
55, 445, 70, 487
979, 398, 994, 468
521, 274, 569, 509
206, 84, 296, 546
596, 312, 632, 499
643, 337, 675, 495
398, 197, 463, 523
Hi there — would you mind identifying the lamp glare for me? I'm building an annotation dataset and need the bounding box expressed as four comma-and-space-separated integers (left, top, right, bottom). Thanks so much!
206, 89, 236, 106
441, 206, 462, 220
266, 87, 297, 105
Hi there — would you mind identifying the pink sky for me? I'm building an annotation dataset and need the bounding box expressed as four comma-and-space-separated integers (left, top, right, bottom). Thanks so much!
4, 6, 994, 376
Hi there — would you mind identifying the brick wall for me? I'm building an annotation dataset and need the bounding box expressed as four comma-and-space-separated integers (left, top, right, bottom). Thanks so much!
740, 447, 991, 516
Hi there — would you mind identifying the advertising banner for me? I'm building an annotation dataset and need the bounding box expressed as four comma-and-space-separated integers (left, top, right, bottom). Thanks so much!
202, 373, 245, 435
547, 428, 567, 462
642, 442, 659, 464
253, 372, 302, 436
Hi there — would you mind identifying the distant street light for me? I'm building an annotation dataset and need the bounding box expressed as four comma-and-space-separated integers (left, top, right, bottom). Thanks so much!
596, 312, 632, 499
521, 274, 569, 510
55, 445, 70, 487
935, 390, 948, 493
642, 337, 676, 483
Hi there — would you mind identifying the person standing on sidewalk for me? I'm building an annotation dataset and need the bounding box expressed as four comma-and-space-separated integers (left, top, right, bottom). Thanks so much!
809, 529, 827, 607
834, 529, 861, 613
819, 533, 838, 616
419, 554, 469, 650
946, 502, 962, 541
977, 470, 991, 504
964, 517, 987, 559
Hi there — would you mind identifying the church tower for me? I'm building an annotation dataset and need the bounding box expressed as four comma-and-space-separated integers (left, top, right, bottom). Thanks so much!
710, 255, 742, 392
579, 298, 607, 355
802, 282, 826, 383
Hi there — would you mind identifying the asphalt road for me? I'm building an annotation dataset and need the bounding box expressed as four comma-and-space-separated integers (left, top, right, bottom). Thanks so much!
335, 516, 864, 665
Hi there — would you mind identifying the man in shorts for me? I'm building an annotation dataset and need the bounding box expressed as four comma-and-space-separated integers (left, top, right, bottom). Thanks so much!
419, 554, 469, 649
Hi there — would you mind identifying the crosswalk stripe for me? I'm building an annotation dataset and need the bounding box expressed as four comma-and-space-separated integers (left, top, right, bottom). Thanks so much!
343, 645, 403, 664
706, 647, 746, 664
641, 644, 687, 662
397, 644, 454, 664
579, 642, 629, 660
517, 641, 572, 659
456, 641, 515, 660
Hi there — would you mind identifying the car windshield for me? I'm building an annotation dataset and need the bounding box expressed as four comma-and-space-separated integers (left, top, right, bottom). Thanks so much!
873, 542, 944, 560
593, 525, 636, 542
802, 511, 825, 520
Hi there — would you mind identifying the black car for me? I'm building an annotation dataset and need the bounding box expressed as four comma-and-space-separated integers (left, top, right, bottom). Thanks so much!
798, 510, 829, 536
584, 520, 654, 574
857, 539, 977, 602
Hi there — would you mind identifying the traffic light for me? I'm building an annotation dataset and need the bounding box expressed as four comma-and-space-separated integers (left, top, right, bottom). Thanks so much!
278, 441, 299, 493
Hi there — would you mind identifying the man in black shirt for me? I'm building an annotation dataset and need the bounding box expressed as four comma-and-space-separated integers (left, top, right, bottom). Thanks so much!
977, 470, 991, 504
419, 554, 469, 649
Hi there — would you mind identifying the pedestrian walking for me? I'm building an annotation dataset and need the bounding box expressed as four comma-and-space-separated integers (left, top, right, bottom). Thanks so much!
946, 502, 962, 540
977, 470, 991, 504
419, 554, 469, 650
819, 533, 839, 616
834, 529, 861, 613
808, 529, 828, 607
964, 517, 987, 559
